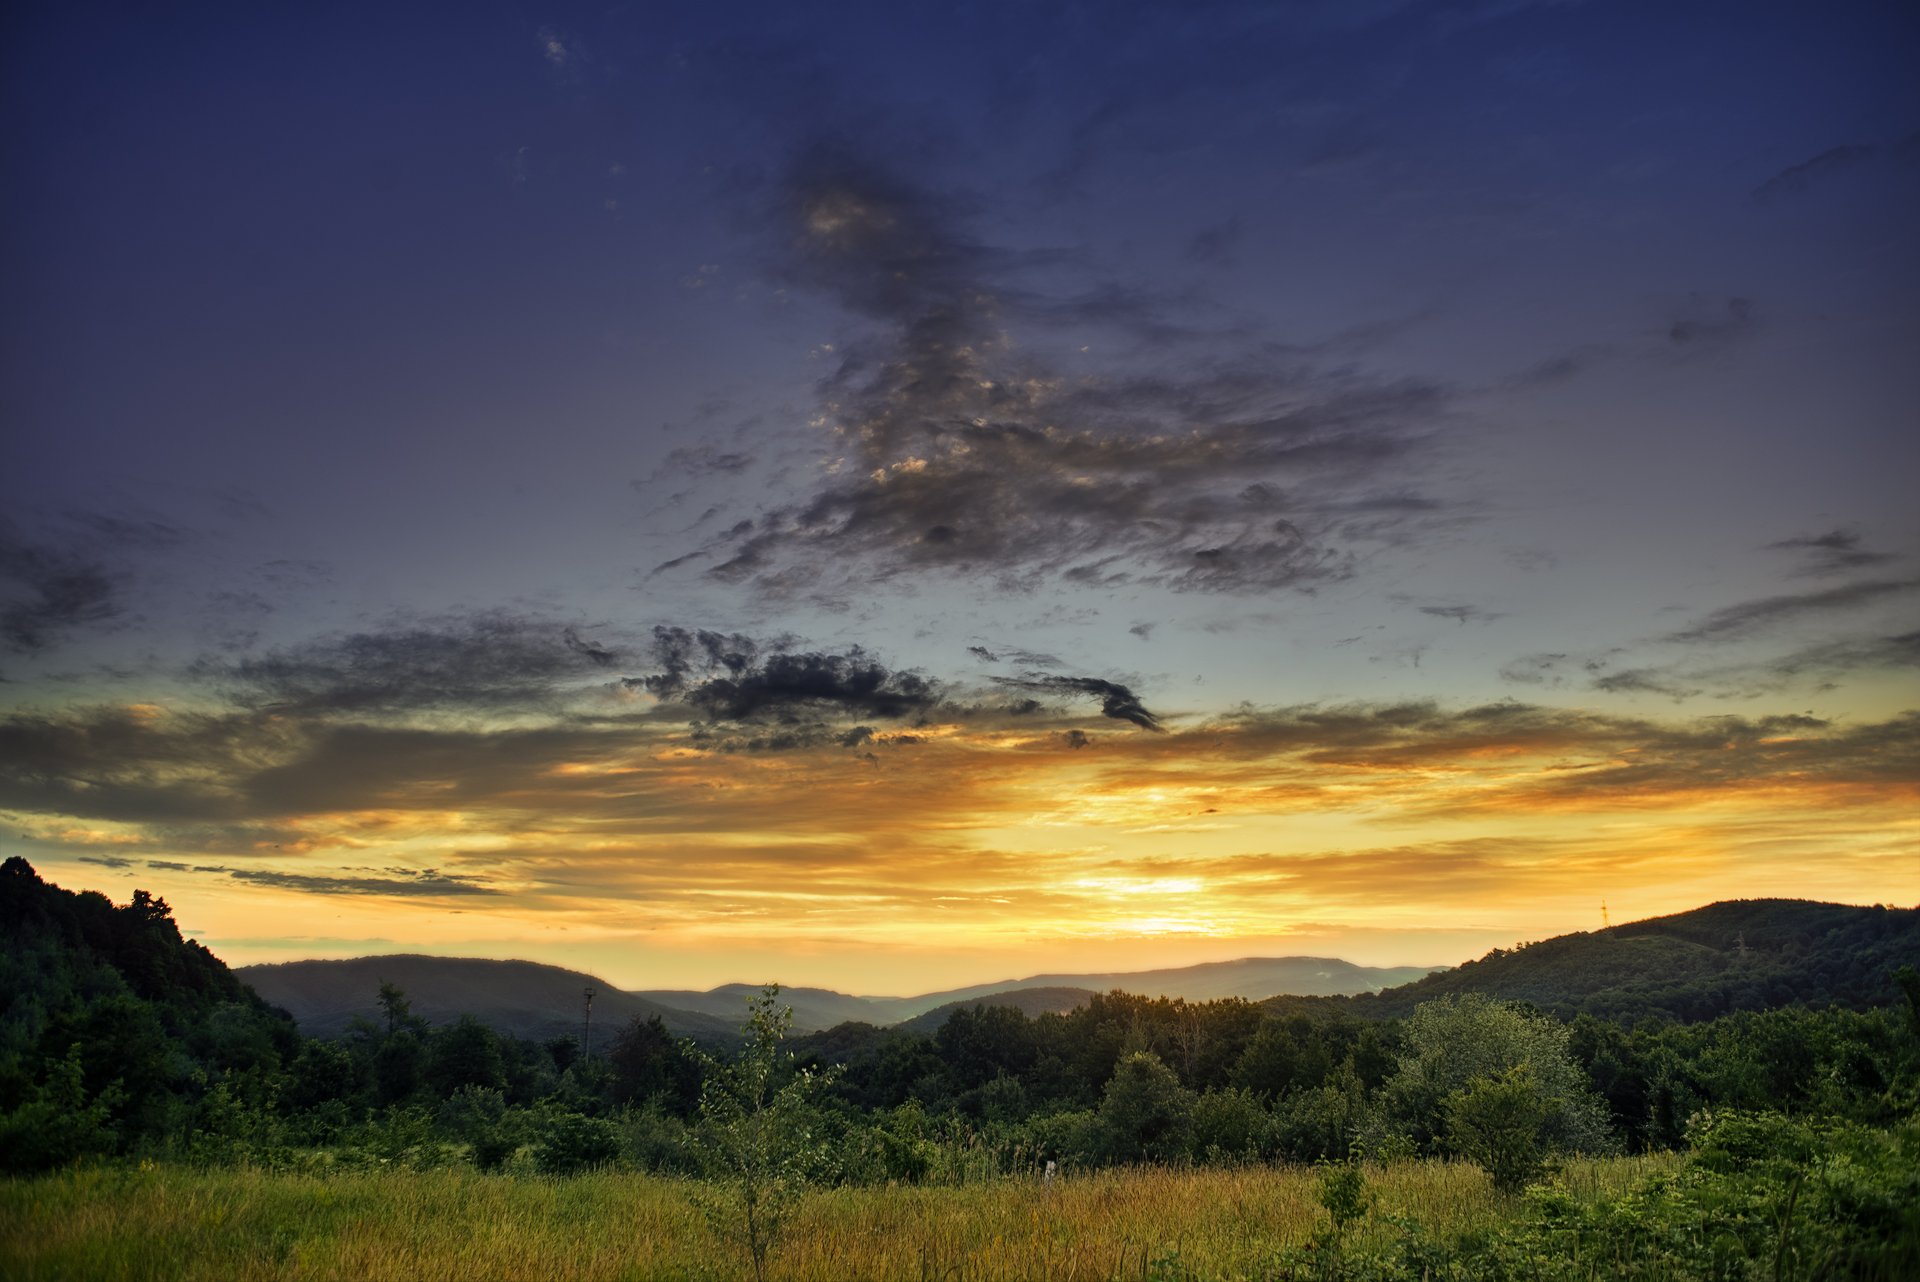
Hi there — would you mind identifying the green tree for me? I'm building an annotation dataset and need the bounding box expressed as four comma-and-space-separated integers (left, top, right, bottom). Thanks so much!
687, 985, 839, 1282
1444, 1064, 1554, 1193
1098, 1050, 1193, 1163
1384, 994, 1613, 1157
377, 981, 412, 1036
426, 1015, 504, 1097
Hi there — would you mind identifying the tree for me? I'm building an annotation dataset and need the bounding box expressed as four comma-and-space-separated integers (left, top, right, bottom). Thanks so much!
1383, 994, 1614, 1158
687, 985, 839, 1282
1444, 1065, 1553, 1193
1098, 1050, 1193, 1163
377, 981, 412, 1036
426, 1015, 504, 1097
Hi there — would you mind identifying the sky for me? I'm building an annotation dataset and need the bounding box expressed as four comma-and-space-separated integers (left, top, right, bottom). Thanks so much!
2, 0, 1916, 995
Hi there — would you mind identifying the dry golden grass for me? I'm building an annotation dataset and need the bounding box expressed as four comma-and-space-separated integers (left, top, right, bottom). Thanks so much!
0, 1155, 1675, 1282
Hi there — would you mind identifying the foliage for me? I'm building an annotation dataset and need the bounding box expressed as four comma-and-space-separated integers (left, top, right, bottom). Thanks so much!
685, 984, 839, 1282
1443, 1064, 1553, 1194
531, 1110, 621, 1174
1383, 993, 1614, 1158
1098, 1050, 1194, 1162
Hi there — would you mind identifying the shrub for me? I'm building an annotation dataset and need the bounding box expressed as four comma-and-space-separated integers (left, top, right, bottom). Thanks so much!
532, 1112, 621, 1175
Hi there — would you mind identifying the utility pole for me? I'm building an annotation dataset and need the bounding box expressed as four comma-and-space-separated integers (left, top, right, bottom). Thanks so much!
583, 985, 597, 1060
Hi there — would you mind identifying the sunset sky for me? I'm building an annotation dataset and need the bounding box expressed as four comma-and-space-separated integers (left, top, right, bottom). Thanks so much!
3, 0, 1916, 994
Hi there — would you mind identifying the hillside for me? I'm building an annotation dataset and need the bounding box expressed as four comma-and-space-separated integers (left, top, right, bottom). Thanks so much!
633, 982, 885, 1032
1319, 899, 1920, 1023
869, 956, 1442, 1021
238, 956, 737, 1044
893, 985, 1099, 1034
0, 858, 298, 1168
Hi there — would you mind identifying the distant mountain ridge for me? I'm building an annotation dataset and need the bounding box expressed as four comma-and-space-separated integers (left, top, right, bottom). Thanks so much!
239, 954, 1444, 1040
238, 955, 739, 1044
237, 899, 1917, 1043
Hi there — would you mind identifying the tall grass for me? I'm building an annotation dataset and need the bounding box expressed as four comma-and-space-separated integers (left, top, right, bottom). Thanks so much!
0, 1156, 1672, 1281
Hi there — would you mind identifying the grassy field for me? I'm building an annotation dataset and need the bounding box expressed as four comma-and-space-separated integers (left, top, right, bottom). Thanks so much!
0, 1155, 1676, 1281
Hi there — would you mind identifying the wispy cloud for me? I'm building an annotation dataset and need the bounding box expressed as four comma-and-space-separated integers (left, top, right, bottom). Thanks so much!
191, 611, 631, 715
1663, 579, 1920, 644
1766, 529, 1899, 577
656, 147, 1457, 602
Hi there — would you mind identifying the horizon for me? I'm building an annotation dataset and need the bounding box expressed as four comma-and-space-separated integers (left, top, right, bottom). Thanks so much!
5, 3, 1917, 997
146, 879, 1914, 997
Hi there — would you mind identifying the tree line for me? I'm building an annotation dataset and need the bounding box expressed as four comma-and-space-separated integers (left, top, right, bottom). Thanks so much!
5, 857, 1916, 1190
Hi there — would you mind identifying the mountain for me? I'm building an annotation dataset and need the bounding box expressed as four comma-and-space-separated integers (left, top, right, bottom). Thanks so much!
873, 956, 1442, 1021
1315, 899, 1920, 1024
237, 955, 738, 1044
239, 953, 1445, 1040
632, 983, 885, 1033
895, 986, 1099, 1034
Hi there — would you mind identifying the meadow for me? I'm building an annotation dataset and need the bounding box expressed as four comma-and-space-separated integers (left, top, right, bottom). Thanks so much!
0, 1155, 1675, 1282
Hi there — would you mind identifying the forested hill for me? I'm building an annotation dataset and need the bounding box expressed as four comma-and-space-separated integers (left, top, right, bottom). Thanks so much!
240, 955, 738, 1043
1314, 899, 1920, 1024
0, 857, 297, 1153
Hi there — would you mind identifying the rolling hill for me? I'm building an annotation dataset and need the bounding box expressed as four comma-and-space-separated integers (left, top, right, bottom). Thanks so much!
239, 953, 1444, 1039
1316, 899, 1920, 1023
876, 956, 1442, 1020
237, 955, 738, 1044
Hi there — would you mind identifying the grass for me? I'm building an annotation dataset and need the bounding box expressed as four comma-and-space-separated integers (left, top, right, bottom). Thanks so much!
0, 1155, 1676, 1282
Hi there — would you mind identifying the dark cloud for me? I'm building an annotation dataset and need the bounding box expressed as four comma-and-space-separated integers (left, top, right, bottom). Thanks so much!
662, 148, 1452, 601
633, 626, 940, 727
0, 514, 180, 655
1664, 579, 1920, 644
1588, 668, 1700, 701
1582, 630, 1920, 702
964, 643, 1064, 667
1766, 529, 1898, 577
993, 673, 1163, 732
658, 445, 755, 476
191, 612, 632, 715
1416, 603, 1502, 625
1129, 622, 1156, 640
102, 860, 498, 897
221, 866, 497, 897
1186, 216, 1245, 265
1750, 143, 1876, 203
1667, 297, 1755, 347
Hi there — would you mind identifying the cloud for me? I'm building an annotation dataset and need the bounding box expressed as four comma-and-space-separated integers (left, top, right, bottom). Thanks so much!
659, 147, 1454, 601
218, 865, 497, 897
193, 612, 630, 715
1186, 217, 1245, 265
0, 527, 121, 655
1579, 629, 1920, 702
0, 513, 184, 656
1663, 579, 1920, 644
1588, 668, 1700, 700
1766, 529, 1898, 577
1416, 603, 1503, 625
628, 626, 943, 748
1750, 143, 1877, 203
1667, 297, 1755, 348
992, 673, 1164, 731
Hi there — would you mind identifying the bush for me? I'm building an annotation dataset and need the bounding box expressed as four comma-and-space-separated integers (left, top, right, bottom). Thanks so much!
532, 1112, 621, 1174
1444, 1065, 1553, 1194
